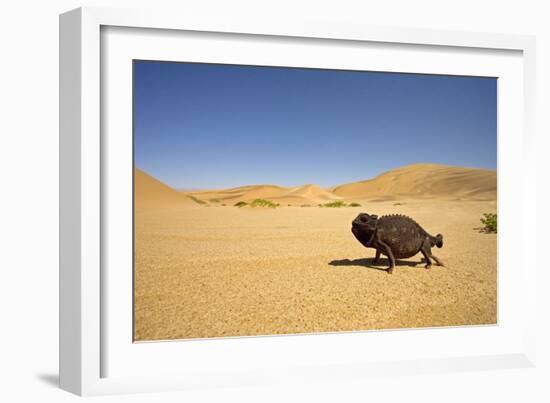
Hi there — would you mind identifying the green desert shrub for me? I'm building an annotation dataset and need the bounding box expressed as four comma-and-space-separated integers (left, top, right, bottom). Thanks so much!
319, 201, 348, 208
234, 199, 279, 208
480, 213, 497, 233
187, 195, 206, 205
250, 198, 279, 208
349, 202, 361, 207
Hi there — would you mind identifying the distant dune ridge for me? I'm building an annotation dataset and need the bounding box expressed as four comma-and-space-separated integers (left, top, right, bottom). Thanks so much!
135, 163, 496, 207
283, 184, 341, 203
172, 182, 343, 205
332, 163, 497, 201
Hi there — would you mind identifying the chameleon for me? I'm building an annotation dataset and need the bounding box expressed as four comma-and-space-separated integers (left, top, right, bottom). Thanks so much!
351, 213, 444, 274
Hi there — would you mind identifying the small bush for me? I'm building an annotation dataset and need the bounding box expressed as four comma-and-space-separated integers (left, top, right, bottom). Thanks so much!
250, 199, 279, 208
480, 213, 497, 233
188, 195, 206, 205
349, 202, 361, 207
320, 201, 348, 208
301, 204, 311, 207
234, 201, 248, 207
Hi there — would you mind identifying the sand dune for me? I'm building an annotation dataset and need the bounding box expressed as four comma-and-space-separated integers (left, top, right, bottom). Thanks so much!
136, 163, 496, 208
181, 163, 496, 205
135, 168, 196, 208
188, 185, 290, 204
270, 184, 343, 204
187, 183, 342, 205
332, 163, 496, 201
286, 184, 340, 200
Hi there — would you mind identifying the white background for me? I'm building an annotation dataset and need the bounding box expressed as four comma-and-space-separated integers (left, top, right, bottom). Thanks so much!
1, 0, 548, 402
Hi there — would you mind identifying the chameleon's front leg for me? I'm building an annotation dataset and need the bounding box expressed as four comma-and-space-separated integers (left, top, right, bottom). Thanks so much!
372, 249, 381, 265
376, 240, 396, 274
421, 237, 445, 268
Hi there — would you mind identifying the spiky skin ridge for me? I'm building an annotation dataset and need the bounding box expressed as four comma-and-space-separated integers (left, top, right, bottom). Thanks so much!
375, 214, 432, 258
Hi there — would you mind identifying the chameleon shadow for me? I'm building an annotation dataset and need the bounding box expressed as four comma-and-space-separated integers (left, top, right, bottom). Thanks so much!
328, 258, 424, 271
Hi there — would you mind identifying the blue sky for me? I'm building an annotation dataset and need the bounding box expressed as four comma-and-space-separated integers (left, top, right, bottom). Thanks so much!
134, 61, 496, 189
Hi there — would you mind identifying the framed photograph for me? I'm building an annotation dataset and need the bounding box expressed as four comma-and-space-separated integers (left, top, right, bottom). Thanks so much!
60, 7, 537, 396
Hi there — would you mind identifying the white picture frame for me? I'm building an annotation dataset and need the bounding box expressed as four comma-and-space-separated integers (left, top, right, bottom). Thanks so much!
59, 6, 537, 396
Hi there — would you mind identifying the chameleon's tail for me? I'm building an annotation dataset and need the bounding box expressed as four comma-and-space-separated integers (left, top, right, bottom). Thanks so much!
430, 234, 443, 248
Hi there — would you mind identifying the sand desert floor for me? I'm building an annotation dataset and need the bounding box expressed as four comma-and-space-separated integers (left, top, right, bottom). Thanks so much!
134, 199, 496, 341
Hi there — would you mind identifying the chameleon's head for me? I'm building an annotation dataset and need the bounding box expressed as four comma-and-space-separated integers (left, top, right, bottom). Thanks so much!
351, 213, 378, 239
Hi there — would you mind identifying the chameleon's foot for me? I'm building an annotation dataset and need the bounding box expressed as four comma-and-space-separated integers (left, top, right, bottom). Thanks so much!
425, 264, 432, 269
387, 267, 394, 274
